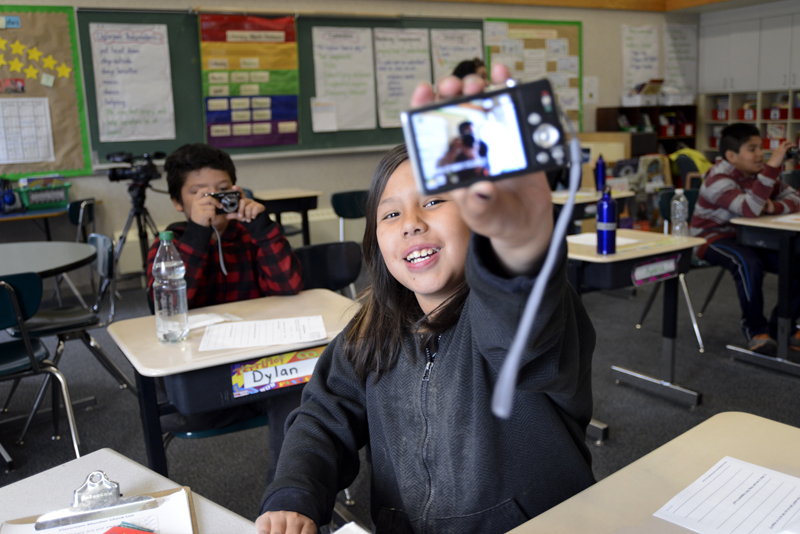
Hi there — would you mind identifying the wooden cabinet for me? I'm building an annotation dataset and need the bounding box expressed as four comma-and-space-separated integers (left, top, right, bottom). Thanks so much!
759, 16, 793, 90
699, 22, 759, 93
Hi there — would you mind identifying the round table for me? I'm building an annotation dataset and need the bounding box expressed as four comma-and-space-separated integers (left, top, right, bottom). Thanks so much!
0, 242, 97, 278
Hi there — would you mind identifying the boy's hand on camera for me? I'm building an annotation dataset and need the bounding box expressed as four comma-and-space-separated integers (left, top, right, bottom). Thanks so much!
255, 510, 316, 534
191, 187, 220, 227
228, 185, 265, 223
766, 140, 793, 168
412, 63, 554, 275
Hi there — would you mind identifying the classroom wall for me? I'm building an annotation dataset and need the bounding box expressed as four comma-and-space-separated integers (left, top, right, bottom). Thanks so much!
5, 0, 698, 285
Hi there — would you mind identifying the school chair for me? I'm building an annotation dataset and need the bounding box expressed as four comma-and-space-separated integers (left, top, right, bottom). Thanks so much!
636, 190, 727, 350
294, 241, 363, 299
0, 272, 81, 468
9, 234, 136, 446
331, 191, 368, 299
54, 198, 97, 309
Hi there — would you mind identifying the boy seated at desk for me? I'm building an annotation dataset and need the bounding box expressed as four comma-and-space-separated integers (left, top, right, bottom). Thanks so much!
689, 123, 800, 356
146, 143, 304, 484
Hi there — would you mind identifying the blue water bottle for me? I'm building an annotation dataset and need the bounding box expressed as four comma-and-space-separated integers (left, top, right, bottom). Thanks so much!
596, 187, 616, 255
595, 154, 606, 192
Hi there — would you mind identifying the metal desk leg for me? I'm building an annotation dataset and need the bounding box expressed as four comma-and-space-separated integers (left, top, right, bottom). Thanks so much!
135, 371, 168, 477
44, 219, 53, 241
301, 211, 311, 245
612, 276, 701, 409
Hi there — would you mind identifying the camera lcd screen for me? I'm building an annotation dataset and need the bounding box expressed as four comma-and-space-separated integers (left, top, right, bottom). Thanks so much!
408, 93, 528, 192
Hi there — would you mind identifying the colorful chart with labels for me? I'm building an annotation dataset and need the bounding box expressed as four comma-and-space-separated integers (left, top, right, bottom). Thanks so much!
200, 14, 299, 148
231, 345, 327, 398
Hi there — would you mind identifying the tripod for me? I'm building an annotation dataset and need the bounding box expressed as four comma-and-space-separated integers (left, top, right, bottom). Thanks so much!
115, 180, 160, 282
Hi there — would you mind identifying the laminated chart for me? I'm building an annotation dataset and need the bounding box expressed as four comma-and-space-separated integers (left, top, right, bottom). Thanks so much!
200, 14, 299, 148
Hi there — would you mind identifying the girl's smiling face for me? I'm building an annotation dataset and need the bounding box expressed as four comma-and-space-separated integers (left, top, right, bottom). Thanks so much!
376, 161, 471, 315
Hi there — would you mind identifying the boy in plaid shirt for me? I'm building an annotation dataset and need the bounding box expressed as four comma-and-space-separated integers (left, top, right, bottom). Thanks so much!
146, 143, 304, 485
689, 123, 800, 356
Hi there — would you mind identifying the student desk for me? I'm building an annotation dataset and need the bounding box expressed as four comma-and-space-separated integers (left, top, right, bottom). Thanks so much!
508, 411, 800, 533
728, 214, 800, 373
107, 289, 359, 477
567, 229, 706, 408
0, 207, 67, 241
0, 448, 253, 532
252, 188, 322, 246
0, 241, 96, 278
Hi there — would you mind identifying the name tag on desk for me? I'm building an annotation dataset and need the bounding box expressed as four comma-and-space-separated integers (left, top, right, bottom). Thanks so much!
631, 254, 680, 286
231, 345, 326, 398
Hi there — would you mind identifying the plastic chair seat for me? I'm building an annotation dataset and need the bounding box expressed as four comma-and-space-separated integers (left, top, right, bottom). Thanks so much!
12, 307, 100, 337
0, 338, 48, 375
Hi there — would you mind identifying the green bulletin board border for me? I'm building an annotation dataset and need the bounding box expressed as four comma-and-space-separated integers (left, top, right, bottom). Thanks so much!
485, 18, 583, 132
0, 5, 92, 180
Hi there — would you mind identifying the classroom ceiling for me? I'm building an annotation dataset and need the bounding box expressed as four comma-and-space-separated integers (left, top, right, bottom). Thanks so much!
416, 0, 775, 13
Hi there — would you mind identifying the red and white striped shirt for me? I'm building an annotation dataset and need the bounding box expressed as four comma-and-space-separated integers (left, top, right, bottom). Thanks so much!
689, 158, 800, 258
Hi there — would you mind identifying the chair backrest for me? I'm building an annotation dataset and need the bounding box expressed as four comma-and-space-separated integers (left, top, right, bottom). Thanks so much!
331, 191, 368, 220
294, 242, 362, 292
0, 273, 43, 330
68, 198, 96, 242
658, 189, 700, 225
88, 233, 115, 319
674, 155, 699, 189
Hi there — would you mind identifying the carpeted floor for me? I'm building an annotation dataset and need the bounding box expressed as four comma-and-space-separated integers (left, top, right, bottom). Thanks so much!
1, 262, 798, 528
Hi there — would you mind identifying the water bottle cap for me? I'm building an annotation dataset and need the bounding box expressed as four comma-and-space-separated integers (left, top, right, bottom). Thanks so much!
159, 231, 174, 241
675, 188, 684, 195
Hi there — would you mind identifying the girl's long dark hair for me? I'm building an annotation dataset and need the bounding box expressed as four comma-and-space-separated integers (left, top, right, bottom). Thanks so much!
343, 144, 469, 382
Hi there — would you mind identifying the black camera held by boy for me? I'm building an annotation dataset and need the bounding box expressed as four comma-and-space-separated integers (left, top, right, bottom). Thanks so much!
106, 152, 165, 184
786, 146, 799, 161
206, 190, 241, 214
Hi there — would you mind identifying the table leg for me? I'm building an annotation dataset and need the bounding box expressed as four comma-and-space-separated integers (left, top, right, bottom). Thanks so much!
135, 371, 168, 477
44, 219, 52, 241
301, 211, 311, 245
611, 276, 701, 409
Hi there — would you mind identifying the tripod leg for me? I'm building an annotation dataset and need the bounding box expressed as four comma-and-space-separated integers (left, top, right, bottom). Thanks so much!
137, 213, 151, 275
115, 209, 137, 268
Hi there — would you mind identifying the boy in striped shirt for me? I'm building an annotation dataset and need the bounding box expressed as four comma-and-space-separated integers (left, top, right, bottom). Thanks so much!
690, 123, 800, 355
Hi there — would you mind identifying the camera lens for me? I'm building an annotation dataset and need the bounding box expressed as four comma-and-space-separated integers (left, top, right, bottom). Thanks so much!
220, 195, 238, 213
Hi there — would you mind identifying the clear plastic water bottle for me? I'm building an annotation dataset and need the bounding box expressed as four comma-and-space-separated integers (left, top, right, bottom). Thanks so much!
153, 231, 188, 342
670, 188, 689, 237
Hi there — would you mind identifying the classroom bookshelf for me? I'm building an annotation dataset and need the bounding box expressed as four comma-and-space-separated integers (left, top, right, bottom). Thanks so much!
595, 105, 697, 154
697, 90, 800, 162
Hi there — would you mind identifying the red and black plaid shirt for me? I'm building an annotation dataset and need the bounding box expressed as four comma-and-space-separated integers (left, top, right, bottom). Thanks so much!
146, 217, 303, 309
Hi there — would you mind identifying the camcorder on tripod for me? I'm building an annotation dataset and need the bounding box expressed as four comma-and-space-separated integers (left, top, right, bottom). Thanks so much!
107, 151, 165, 281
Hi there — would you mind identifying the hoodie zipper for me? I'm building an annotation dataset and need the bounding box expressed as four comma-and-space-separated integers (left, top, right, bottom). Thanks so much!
420, 339, 438, 534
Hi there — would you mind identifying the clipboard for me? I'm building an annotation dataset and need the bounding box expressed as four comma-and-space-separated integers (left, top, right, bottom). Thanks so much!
1, 471, 198, 534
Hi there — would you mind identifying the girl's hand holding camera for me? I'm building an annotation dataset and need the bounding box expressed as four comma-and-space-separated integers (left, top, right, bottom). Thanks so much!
411, 65, 554, 276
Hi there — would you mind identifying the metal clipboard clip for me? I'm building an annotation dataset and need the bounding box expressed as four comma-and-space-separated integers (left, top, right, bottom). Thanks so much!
34, 471, 158, 530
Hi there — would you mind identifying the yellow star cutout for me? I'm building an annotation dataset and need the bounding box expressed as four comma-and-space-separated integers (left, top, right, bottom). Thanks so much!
0, 56, 6, 68
10, 40, 26, 56
42, 55, 57, 70
24, 64, 39, 80
27, 46, 42, 62
9, 57, 23, 73
56, 62, 72, 78
0, 36, 7, 51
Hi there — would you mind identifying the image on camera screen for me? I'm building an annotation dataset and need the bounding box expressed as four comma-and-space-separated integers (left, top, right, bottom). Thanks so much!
411, 93, 528, 192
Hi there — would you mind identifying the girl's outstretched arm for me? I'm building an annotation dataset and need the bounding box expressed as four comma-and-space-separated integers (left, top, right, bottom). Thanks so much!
411, 65, 554, 276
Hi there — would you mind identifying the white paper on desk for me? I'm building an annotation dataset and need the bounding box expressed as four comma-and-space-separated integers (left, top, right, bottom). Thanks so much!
0, 487, 193, 534
654, 456, 800, 534
566, 234, 639, 246
187, 312, 242, 331
773, 214, 800, 224
199, 316, 327, 351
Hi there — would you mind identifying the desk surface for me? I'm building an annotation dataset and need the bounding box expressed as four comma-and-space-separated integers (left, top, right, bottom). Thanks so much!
0, 241, 96, 278
107, 289, 359, 377
252, 188, 322, 201
0, 448, 254, 532
0, 207, 67, 222
551, 189, 636, 206
567, 229, 705, 263
730, 213, 800, 232
510, 412, 800, 533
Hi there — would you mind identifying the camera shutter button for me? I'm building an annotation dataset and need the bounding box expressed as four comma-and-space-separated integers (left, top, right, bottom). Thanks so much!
533, 124, 560, 148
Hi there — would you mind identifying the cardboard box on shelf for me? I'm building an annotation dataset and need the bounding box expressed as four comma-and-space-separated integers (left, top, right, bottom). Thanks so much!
737, 108, 757, 121
711, 109, 728, 121
763, 108, 789, 121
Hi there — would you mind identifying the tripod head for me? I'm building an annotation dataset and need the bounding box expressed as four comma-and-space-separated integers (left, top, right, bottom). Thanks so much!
107, 152, 165, 212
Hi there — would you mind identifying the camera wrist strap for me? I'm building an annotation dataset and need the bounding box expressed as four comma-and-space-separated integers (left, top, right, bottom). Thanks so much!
212, 226, 229, 276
